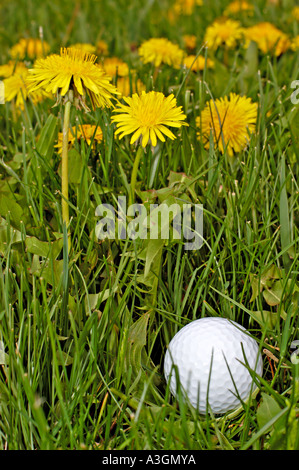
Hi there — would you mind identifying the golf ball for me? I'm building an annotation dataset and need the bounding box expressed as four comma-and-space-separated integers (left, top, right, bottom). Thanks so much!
164, 317, 263, 414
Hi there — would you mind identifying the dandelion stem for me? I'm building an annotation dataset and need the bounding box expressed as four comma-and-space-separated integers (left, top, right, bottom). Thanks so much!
61, 98, 72, 229
223, 48, 229, 67
129, 145, 144, 206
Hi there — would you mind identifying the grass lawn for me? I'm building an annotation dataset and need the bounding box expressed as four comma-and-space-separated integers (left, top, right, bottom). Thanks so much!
0, 0, 298, 450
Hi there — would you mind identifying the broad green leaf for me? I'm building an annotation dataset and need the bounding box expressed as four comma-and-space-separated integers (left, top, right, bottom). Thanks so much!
0, 221, 22, 255
36, 114, 58, 159
257, 393, 283, 431
86, 293, 100, 311
144, 238, 164, 280
285, 402, 299, 450
263, 279, 296, 306
250, 310, 278, 328
263, 281, 284, 306
140, 239, 163, 307
4, 153, 24, 171
137, 188, 158, 205
0, 176, 18, 194
55, 350, 73, 366
250, 266, 288, 304
170, 419, 195, 439
214, 429, 235, 450
249, 274, 260, 302
167, 171, 198, 201
30, 256, 64, 287
25, 236, 63, 259
85, 285, 119, 312
0, 194, 25, 230
67, 148, 84, 184
125, 312, 150, 391
260, 265, 281, 284
57, 148, 87, 184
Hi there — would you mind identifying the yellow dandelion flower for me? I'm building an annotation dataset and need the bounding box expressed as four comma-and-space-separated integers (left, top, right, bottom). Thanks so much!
138, 38, 185, 69
3, 67, 50, 109
4, 71, 29, 108
100, 58, 145, 96
196, 93, 257, 157
55, 124, 103, 154
73, 124, 103, 147
111, 90, 188, 147
96, 40, 109, 56
115, 76, 146, 97
28, 47, 117, 230
173, 0, 203, 15
27, 47, 119, 110
223, 1, 254, 16
71, 43, 97, 54
102, 57, 130, 77
10, 38, 50, 59
183, 54, 214, 71
183, 35, 197, 51
204, 19, 244, 50
0, 60, 27, 78
291, 6, 299, 21
244, 22, 290, 56
291, 35, 299, 51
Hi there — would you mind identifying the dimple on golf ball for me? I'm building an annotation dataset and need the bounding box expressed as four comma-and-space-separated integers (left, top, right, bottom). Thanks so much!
164, 317, 263, 415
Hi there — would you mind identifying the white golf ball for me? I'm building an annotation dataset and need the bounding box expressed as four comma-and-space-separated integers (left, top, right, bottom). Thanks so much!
164, 317, 263, 414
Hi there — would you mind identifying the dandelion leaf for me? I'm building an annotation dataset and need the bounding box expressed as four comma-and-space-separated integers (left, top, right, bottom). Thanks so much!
125, 312, 150, 393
